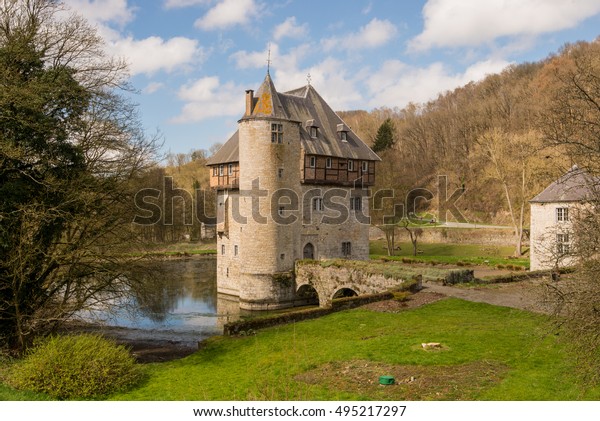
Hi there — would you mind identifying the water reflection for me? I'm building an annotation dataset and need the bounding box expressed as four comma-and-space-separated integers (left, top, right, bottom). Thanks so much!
81, 257, 233, 346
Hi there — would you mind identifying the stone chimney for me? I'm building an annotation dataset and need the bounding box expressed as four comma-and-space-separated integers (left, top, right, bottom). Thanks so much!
245, 90, 254, 116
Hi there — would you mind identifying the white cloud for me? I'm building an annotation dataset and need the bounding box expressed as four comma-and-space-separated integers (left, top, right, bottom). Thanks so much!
322, 18, 397, 51
164, 0, 211, 9
110, 36, 204, 76
143, 82, 165, 94
366, 58, 511, 108
273, 17, 309, 41
195, 0, 262, 30
230, 44, 279, 69
230, 43, 310, 73
410, 0, 600, 51
64, 0, 134, 27
172, 77, 246, 123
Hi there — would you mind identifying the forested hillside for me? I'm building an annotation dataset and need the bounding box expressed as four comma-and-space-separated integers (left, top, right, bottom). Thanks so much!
339, 38, 600, 253
139, 38, 600, 252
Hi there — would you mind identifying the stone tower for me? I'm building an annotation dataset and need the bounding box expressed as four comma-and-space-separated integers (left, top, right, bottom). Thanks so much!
208, 74, 380, 310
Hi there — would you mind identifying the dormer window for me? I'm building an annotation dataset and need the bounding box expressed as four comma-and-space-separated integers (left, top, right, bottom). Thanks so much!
271, 123, 283, 143
337, 123, 349, 142
306, 119, 319, 139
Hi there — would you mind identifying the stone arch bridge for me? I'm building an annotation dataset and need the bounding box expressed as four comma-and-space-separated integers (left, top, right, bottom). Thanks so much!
294, 261, 406, 308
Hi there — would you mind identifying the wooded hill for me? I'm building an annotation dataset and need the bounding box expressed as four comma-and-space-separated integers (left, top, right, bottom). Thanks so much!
341, 38, 600, 225
144, 38, 600, 254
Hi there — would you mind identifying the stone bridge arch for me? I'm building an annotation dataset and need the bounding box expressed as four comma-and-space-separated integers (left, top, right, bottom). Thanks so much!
295, 261, 405, 308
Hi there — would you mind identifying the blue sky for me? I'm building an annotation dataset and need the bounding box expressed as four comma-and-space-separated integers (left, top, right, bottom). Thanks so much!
63, 0, 600, 156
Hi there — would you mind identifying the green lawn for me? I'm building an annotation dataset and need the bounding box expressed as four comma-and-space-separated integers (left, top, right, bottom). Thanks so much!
3, 300, 596, 401
370, 240, 529, 268
99, 299, 596, 400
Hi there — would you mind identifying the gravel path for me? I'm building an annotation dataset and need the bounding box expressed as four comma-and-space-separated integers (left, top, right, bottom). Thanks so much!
422, 279, 552, 314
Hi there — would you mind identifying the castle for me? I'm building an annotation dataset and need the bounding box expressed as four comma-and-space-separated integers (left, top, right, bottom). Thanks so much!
207, 74, 380, 310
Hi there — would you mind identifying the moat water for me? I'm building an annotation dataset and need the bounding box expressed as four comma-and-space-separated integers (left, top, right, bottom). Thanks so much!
78, 256, 239, 348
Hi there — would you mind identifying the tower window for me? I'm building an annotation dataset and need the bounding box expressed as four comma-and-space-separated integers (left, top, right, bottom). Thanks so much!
556, 207, 569, 222
309, 156, 316, 168
278, 168, 284, 178
326, 157, 332, 169
271, 123, 283, 143
278, 206, 285, 216
348, 160, 354, 171
221, 245, 225, 255
342, 242, 352, 257
234, 245, 238, 256
350, 197, 362, 211
313, 197, 324, 211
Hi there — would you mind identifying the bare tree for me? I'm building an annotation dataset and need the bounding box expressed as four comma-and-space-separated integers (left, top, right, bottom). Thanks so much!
0, 0, 159, 353
539, 38, 600, 382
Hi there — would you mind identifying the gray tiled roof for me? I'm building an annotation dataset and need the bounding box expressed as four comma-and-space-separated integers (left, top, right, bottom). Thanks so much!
207, 75, 380, 165
530, 165, 599, 203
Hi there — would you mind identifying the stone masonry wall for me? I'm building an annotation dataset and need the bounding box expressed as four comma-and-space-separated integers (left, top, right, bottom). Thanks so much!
295, 261, 405, 308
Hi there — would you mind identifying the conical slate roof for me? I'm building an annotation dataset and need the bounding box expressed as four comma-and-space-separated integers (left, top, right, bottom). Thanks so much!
530, 165, 599, 203
207, 75, 380, 165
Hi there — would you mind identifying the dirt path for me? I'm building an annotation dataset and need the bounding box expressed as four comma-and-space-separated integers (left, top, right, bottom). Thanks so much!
422, 279, 552, 314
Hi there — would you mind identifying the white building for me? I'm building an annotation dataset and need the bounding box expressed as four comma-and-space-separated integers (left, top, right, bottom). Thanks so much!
529, 165, 596, 271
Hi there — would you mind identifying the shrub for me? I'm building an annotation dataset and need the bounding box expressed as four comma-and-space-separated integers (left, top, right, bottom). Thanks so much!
392, 291, 412, 302
444, 269, 475, 285
8, 334, 143, 400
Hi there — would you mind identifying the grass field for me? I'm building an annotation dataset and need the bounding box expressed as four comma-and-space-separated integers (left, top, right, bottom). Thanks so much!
2, 298, 597, 400
109, 299, 596, 400
369, 240, 529, 268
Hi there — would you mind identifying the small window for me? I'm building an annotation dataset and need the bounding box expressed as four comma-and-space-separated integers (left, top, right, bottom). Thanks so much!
350, 197, 362, 211
271, 123, 283, 143
278, 206, 285, 216
228, 163, 233, 175
340, 131, 347, 141
342, 241, 352, 257
348, 160, 354, 171
326, 157, 332, 169
313, 197, 324, 211
213, 167, 218, 176
278, 168, 284, 178
219, 165, 224, 176
309, 156, 316, 168
221, 245, 225, 255
556, 207, 569, 222
557, 233, 570, 254
362, 161, 368, 172
234, 245, 238, 256
310, 126, 318, 138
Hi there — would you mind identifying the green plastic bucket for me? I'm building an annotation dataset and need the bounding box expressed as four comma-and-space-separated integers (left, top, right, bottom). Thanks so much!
379, 375, 395, 385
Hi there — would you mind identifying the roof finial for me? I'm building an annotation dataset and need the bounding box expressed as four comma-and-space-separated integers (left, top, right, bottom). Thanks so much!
266, 43, 271, 75
307, 72, 312, 86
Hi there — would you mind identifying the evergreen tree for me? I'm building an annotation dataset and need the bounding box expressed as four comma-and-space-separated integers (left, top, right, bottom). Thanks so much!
372, 118, 396, 152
